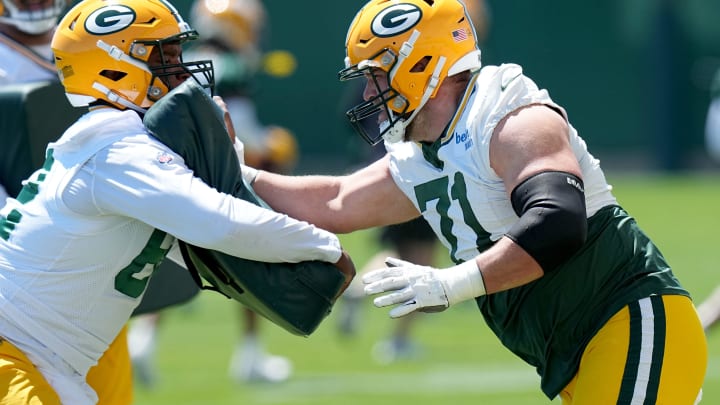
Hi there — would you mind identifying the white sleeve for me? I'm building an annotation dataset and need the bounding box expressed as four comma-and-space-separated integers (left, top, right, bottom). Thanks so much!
72, 137, 342, 264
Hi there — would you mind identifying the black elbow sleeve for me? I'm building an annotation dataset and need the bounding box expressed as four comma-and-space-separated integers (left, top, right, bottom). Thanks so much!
505, 171, 587, 272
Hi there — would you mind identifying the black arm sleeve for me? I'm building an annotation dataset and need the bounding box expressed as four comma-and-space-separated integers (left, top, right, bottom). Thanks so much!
505, 171, 587, 272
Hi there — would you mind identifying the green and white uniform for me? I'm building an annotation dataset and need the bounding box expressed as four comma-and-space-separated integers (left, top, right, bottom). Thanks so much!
0, 108, 341, 404
386, 64, 688, 398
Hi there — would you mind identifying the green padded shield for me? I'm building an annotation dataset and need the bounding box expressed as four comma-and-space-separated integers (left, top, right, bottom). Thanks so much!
143, 80, 346, 336
0, 81, 82, 198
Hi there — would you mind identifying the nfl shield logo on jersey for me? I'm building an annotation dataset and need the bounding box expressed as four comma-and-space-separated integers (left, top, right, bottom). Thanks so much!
156, 152, 174, 164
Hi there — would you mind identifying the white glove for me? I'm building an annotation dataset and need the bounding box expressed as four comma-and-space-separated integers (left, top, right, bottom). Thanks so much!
363, 257, 486, 318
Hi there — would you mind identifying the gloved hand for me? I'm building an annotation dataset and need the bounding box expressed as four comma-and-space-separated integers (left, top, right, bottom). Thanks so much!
362, 257, 486, 318
363, 257, 448, 317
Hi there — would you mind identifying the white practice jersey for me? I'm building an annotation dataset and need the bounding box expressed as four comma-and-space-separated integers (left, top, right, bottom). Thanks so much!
0, 108, 341, 379
0, 34, 56, 85
387, 64, 617, 264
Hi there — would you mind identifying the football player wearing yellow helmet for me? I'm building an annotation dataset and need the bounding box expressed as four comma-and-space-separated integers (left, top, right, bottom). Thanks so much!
52, 0, 214, 113
246, 0, 707, 403
1, 0, 137, 404
191, 0, 265, 57
337, 0, 492, 365
0, 0, 354, 403
339, 0, 481, 145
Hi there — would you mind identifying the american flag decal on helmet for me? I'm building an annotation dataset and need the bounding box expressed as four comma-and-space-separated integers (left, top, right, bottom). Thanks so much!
452, 28, 468, 42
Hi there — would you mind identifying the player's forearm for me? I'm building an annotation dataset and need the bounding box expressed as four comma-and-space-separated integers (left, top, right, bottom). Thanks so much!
252, 170, 348, 231
248, 156, 418, 233
476, 236, 545, 295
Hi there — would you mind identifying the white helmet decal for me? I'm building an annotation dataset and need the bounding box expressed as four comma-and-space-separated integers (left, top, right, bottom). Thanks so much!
84, 5, 136, 35
370, 3, 421, 38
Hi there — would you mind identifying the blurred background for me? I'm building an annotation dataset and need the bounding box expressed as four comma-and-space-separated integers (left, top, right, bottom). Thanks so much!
169, 0, 720, 173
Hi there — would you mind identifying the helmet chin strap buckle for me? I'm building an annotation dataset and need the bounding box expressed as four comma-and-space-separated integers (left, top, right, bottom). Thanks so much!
381, 55, 446, 145
97, 40, 151, 73
91, 82, 147, 114
381, 119, 405, 144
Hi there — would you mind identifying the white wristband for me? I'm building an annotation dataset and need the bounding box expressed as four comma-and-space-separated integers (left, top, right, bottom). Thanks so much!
241, 164, 259, 186
233, 138, 245, 165
440, 259, 486, 305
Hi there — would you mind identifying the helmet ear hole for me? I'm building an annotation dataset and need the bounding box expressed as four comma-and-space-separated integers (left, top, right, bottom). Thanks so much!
99, 70, 127, 81
410, 56, 432, 73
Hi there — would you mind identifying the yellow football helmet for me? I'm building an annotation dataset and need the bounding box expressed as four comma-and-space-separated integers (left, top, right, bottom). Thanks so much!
0, 0, 66, 34
190, 0, 265, 54
339, 0, 482, 145
51, 0, 214, 112
243, 125, 298, 174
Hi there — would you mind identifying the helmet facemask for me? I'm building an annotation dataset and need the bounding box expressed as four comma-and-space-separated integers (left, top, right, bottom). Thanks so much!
340, 0, 482, 146
134, 31, 215, 102
340, 31, 447, 146
339, 48, 409, 146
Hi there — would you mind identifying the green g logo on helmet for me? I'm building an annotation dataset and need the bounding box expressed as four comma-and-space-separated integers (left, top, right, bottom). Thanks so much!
84, 5, 136, 35
371, 3, 422, 38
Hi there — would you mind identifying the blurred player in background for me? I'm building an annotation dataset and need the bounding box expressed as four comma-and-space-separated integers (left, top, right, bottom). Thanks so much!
0, 0, 63, 203
337, 0, 491, 365
0, 0, 60, 85
697, 66, 720, 331
128, 0, 301, 384
705, 66, 720, 162
190, 0, 301, 382
0, 0, 136, 403
243, 0, 707, 402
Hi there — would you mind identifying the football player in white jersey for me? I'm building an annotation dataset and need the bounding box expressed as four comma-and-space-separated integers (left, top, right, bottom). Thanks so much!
0, 0, 354, 403
244, 0, 707, 403
0, 0, 141, 403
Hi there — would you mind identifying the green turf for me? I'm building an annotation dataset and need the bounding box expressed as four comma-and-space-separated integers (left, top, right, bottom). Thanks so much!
133, 172, 720, 405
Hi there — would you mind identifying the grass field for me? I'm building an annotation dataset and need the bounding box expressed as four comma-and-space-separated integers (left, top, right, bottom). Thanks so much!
133, 172, 720, 405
